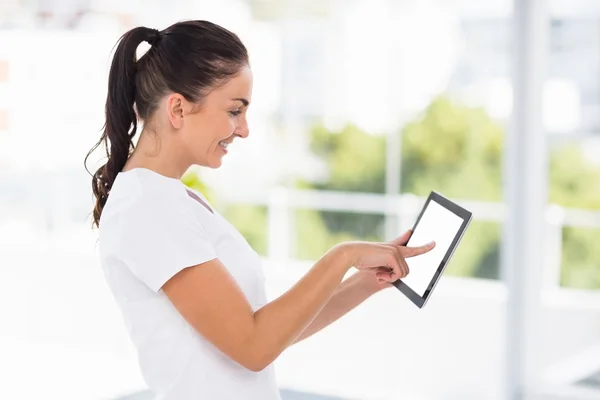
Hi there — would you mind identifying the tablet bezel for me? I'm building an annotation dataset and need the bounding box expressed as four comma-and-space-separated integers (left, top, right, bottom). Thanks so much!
392, 191, 472, 308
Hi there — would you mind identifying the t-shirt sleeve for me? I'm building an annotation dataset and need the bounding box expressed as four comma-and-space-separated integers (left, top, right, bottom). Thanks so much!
120, 197, 217, 292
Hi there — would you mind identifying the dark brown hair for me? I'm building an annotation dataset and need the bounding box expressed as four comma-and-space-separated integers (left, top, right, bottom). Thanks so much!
85, 20, 249, 227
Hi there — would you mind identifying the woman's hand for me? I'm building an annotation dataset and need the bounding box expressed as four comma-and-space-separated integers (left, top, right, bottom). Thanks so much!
342, 229, 435, 290
354, 269, 393, 294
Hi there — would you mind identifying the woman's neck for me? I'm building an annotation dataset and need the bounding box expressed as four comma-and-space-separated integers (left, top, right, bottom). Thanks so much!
123, 130, 191, 179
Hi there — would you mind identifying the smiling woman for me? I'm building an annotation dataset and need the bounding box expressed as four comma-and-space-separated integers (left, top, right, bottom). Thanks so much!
86, 19, 435, 400
86, 21, 251, 223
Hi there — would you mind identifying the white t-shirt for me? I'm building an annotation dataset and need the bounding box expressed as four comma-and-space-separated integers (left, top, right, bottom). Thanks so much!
98, 168, 281, 400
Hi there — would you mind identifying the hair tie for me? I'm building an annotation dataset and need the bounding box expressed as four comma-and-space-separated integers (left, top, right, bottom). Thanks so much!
146, 28, 161, 46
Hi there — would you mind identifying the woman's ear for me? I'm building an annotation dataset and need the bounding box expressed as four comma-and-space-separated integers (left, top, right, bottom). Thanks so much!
165, 93, 186, 129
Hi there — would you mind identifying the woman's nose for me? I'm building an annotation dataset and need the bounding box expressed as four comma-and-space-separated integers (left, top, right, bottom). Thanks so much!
234, 120, 249, 138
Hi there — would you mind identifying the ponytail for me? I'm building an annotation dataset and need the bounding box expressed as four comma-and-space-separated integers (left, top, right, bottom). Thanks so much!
85, 27, 161, 228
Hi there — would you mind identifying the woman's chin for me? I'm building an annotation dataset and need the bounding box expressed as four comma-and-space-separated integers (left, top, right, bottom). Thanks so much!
195, 152, 226, 169
207, 157, 224, 169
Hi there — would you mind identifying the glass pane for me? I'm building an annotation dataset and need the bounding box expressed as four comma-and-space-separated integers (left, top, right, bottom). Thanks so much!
546, 2, 600, 290
446, 221, 502, 280
561, 226, 600, 290
293, 210, 385, 261
222, 204, 268, 256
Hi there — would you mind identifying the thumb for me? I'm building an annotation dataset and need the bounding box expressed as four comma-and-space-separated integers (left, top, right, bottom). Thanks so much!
390, 229, 412, 246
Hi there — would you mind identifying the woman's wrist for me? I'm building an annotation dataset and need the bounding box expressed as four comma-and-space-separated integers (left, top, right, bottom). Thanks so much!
358, 270, 384, 295
329, 242, 358, 272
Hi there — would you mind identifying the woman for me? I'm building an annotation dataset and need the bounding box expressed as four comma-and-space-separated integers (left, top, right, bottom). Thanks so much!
87, 20, 435, 400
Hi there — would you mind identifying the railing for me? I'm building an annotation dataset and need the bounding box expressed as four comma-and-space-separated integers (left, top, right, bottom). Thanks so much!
2, 176, 599, 300
218, 187, 600, 293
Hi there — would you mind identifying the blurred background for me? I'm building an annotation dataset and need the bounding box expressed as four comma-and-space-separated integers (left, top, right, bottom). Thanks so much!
1, 0, 600, 399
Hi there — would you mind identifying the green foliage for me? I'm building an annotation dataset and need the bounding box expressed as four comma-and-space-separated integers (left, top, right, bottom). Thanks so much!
292, 124, 388, 260
307, 123, 386, 193
549, 144, 600, 208
400, 97, 504, 201
222, 205, 269, 256
294, 209, 384, 260
399, 97, 504, 278
549, 144, 600, 289
561, 227, 600, 290
298, 95, 600, 288
297, 96, 504, 278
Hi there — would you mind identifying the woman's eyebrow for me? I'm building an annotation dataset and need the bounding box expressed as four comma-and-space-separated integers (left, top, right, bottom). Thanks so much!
232, 98, 249, 107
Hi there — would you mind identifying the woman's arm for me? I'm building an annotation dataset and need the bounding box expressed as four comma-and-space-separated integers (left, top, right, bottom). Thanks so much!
162, 243, 355, 372
292, 270, 378, 344
292, 229, 413, 344
161, 232, 427, 372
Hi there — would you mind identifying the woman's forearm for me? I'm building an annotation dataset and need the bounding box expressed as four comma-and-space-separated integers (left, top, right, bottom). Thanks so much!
249, 244, 353, 369
292, 271, 377, 344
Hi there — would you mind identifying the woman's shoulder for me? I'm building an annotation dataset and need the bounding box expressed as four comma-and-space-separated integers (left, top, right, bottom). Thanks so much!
101, 168, 192, 227
98, 169, 208, 258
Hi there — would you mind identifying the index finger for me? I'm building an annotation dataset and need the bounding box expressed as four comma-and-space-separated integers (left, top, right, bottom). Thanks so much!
401, 241, 436, 258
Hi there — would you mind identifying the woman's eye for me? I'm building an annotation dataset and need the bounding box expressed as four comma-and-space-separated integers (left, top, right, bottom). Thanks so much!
229, 109, 242, 116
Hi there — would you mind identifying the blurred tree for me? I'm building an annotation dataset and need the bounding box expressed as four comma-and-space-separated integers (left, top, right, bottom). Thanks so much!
399, 96, 504, 278
549, 144, 600, 209
308, 123, 386, 193
549, 144, 600, 289
293, 123, 387, 260
223, 204, 268, 256
298, 96, 504, 278
299, 95, 600, 288
400, 96, 503, 202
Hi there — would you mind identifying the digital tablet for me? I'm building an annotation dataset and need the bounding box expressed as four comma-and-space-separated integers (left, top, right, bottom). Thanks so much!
392, 191, 472, 308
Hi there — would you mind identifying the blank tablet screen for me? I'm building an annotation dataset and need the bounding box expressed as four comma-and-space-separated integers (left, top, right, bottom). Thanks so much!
400, 200, 465, 297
